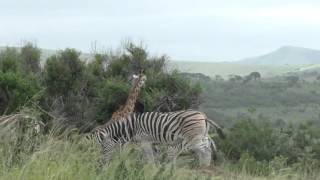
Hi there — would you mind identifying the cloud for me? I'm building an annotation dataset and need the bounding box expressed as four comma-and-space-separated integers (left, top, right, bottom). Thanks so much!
1, 1, 320, 61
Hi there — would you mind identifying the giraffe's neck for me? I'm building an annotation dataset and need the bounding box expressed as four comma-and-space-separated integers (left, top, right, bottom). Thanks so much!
121, 80, 142, 114
111, 76, 144, 119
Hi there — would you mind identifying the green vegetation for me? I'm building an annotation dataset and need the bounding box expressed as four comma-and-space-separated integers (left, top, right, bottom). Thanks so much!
0, 42, 201, 127
0, 42, 320, 179
1, 108, 319, 180
171, 61, 304, 78
197, 73, 320, 127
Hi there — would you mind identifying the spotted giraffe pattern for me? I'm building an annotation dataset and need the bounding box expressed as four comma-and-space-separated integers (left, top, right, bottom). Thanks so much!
111, 71, 147, 120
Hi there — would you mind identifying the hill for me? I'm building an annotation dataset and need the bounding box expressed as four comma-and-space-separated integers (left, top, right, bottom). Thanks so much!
170, 61, 302, 78
238, 46, 320, 65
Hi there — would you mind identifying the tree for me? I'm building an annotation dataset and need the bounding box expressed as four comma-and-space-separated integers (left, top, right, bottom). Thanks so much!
243, 75, 252, 84
229, 75, 242, 82
215, 75, 224, 81
274, 118, 286, 128
0, 86, 9, 114
20, 43, 41, 74
0, 48, 41, 114
95, 78, 130, 123
44, 48, 85, 97
0, 72, 40, 113
0, 48, 20, 73
286, 76, 299, 85
87, 53, 109, 79
249, 72, 261, 81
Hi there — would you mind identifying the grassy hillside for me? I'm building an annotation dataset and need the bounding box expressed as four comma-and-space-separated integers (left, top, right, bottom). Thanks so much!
170, 61, 303, 78
191, 74, 320, 128
238, 46, 320, 65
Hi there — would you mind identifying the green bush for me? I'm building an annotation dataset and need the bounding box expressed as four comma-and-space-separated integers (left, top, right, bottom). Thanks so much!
95, 77, 130, 123
0, 48, 21, 73
0, 72, 40, 113
228, 152, 271, 176
20, 42, 41, 74
219, 117, 320, 172
44, 48, 85, 97
220, 118, 280, 161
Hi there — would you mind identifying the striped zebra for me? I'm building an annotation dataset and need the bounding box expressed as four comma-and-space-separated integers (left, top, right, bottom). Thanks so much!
86, 110, 225, 166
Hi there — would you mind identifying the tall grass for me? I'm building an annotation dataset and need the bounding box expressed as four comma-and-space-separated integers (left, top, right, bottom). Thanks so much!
0, 109, 319, 180
0, 134, 208, 180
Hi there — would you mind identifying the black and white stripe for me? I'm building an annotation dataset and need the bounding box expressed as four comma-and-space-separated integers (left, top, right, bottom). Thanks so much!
87, 110, 224, 166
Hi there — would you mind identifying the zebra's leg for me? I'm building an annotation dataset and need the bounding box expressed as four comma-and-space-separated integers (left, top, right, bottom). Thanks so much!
151, 144, 164, 163
100, 139, 117, 166
208, 136, 218, 162
140, 142, 155, 164
191, 137, 212, 167
167, 146, 178, 165
166, 144, 183, 166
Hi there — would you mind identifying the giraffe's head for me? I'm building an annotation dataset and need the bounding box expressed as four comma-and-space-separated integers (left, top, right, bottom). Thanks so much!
132, 70, 147, 88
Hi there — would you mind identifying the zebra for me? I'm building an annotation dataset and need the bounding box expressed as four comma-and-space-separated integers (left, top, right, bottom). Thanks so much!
86, 110, 225, 167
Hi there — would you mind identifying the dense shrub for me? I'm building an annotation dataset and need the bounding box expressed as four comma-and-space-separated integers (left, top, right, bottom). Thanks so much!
219, 117, 320, 166
0, 45, 43, 114
0, 72, 40, 113
0, 48, 21, 73
20, 42, 41, 74
44, 48, 85, 97
95, 77, 130, 123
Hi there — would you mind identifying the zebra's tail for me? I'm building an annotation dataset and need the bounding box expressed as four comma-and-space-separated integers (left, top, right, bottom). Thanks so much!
206, 118, 226, 139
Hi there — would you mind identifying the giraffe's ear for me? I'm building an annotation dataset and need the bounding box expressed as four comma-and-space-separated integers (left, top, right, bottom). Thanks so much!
132, 74, 139, 79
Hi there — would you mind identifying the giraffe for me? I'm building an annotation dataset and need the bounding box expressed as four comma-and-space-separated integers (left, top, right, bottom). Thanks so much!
111, 70, 147, 120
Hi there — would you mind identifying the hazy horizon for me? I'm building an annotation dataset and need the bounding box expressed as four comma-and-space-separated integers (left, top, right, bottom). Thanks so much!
1, 0, 320, 62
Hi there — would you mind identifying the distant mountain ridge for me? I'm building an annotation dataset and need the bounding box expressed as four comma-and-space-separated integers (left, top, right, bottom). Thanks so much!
238, 46, 320, 65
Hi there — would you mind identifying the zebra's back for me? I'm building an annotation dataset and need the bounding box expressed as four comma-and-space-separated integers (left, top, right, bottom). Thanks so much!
135, 110, 208, 145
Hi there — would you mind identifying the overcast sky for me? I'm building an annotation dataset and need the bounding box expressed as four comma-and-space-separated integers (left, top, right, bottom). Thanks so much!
1, 0, 320, 61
